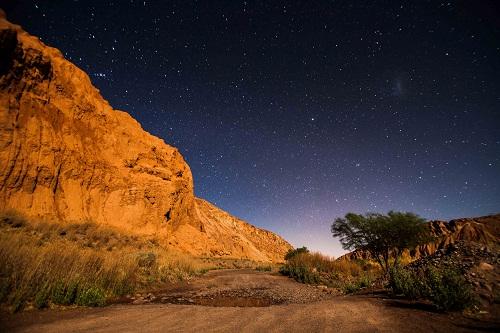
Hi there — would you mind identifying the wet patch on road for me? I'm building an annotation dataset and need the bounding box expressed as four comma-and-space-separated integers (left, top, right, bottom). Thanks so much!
130, 288, 286, 307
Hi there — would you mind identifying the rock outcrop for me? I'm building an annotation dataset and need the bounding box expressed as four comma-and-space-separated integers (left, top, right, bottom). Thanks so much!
408, 241, 499, 310
410, 215, 499, 258
0, 13, 292, 262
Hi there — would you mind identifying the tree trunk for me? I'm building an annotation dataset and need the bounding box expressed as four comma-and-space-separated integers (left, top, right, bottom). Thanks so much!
383, 251, 390, 275
374, 255, 384, 273
394, 251, 401, 269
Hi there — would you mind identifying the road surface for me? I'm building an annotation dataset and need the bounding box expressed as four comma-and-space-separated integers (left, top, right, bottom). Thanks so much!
1, 269, 495, 332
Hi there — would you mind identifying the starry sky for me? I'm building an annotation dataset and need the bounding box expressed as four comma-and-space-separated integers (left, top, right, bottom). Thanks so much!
4, 1, 500, 256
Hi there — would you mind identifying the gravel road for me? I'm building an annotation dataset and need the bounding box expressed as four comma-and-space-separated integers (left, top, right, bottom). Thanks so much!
1, 269, 495, 332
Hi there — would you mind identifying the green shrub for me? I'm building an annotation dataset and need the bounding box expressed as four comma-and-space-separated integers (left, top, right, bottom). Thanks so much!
301, 269, 320, 284
283, 265, 320, 284
284, 247, 309, 261
389, 268, 423, 300
389, 266, 475, 311
75, 286, 106, 307
197, 268, 210, 275
357, 274, 372, 288
51, 280, 79, 305
280, 250, 379, 290
425, 267, 475, 311
34, 284, 51, 309
255, 265, 272, 272
341, 274, 373, 294
12, 294, 25, 313
279, 265, 289, 275
343, 282, 361, 293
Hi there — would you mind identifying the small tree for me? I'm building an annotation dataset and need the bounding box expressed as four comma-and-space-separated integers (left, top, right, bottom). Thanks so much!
331, 211, 429, 274
284, 246, 309, 261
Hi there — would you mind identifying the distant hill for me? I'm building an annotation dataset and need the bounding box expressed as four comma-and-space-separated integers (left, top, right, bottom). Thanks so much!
341, 214, 499, 261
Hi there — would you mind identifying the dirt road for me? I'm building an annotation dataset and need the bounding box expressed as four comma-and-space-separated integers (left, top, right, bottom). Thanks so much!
1, 270, 496, 332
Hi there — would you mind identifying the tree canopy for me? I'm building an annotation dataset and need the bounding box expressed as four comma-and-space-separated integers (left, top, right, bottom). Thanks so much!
331, 211, 430, 273
284, 246, 309, 261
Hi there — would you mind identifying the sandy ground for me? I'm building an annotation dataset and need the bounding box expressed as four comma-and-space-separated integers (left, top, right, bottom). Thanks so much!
1, 269, 497, 333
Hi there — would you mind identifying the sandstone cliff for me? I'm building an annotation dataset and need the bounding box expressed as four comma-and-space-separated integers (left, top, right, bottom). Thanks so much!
0, 13, 292, 262
342, 214, 499, 261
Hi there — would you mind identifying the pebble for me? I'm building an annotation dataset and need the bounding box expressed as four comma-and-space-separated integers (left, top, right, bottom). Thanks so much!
478, 262, 494, 271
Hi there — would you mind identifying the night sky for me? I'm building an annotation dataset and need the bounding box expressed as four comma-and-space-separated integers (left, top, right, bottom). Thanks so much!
4, 1, 500, 256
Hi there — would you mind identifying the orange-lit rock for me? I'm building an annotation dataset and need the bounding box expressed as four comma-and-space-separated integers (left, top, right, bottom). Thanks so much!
0, 15, 292, 262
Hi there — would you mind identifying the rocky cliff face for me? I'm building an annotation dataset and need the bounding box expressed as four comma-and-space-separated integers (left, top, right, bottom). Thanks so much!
0, 13, 291, 262
342, 214, 499, 261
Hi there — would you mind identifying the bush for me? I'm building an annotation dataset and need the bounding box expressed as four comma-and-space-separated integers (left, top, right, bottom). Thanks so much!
341, 274, 373, 294
280, 252, 322, 284
255, 265, 272, 272
34, 284, 50, 309
356, 274, 373, 289
279, 249, 378, 293
343, 282, 360, 293
284, 247, 309, 261
75, 286, 106, 307
12, 294, 25, 313
389, 268, 423, 300
425, 267, 475, 311
280, 251, 379, 290
389, 266, 475, 311
51, 281, 78, 305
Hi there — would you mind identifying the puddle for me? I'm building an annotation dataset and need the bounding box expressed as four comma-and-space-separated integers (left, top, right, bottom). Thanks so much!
119, 288, 286, 308
158, 295, 283, 307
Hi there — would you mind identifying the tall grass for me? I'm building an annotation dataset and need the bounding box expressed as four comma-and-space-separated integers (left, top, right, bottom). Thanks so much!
280, 252, 380, 292
0, 232, 136, 311
0, 211, 205, 312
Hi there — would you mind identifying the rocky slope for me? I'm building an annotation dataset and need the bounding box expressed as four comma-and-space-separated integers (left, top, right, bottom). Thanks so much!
0, 12, 291, 262
410, 214, 499, 258
170, 198, 293, 261
408, 241, 499, 311
342, 214, 499, 261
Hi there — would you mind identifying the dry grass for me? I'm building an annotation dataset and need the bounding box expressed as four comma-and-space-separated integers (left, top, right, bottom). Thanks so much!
280, 251, 381, 292
197, 257, 278, 271
0, 210, 208, 312
0, 232, 136, 311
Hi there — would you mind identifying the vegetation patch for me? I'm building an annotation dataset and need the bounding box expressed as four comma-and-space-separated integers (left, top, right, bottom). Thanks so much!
0, 211, 211, 312
75, 286, 106, 307
255, 265, 273, 272
389, 266, 475, 311
280, 248, 379, 292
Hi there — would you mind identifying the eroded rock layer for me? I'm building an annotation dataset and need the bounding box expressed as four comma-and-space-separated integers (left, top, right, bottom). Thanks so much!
342, 214, 499, 261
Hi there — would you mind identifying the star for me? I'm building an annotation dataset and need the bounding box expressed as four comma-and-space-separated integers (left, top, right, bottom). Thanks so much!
7, 0, 498, 256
